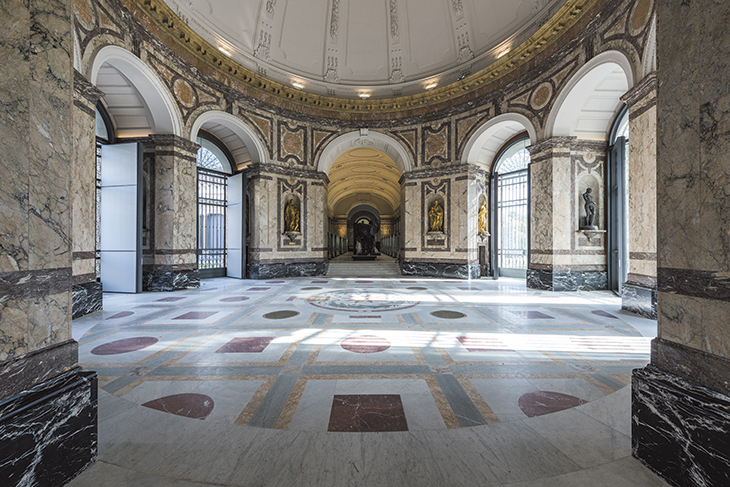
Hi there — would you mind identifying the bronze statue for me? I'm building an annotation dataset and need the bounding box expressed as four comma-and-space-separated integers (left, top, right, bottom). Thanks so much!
284, 198, 300, 233
582, 188, 597, 229
429, 199, 444, 233
478, 201, 488, 234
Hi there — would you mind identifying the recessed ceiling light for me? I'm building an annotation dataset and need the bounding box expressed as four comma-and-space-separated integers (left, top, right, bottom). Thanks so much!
425, 82, 438, 90
292, 82, 304, 89
359, 93, 371, 99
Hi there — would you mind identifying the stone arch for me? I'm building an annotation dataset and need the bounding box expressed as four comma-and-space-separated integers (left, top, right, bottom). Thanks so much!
317, 130, 413, 175
190, 110, 268, 170
545, 50, 634, 141
89, 45, 183, 137
642, 15, 657, 77
461, 113, 537, 171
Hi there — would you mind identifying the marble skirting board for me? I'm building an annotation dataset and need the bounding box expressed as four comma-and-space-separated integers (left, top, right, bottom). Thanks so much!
248, 262, 326, 279
72, 282, 103, 319
622, 282, 657, 319
632, 365, 730, 487
142, 268, 200, 292
527, 269, 607, 291
0, 369, 98, 487
401, 261, 480, 280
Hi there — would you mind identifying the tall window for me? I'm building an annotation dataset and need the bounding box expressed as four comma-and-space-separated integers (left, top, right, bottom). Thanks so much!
196, 135, 233, 277
494, 137, 530, 277
608, 108, 629, 293
95, 104, 114, 281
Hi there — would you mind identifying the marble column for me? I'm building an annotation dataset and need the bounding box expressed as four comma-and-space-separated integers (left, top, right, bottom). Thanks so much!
141, 135, 200, 291
527, 137, 608, 291
620, 74, 657, 319
0, 1, 97, 484
246, 163, 328, 279
71, 70, 104, 319
400, 165, 483, 279
632, 2, 730, 486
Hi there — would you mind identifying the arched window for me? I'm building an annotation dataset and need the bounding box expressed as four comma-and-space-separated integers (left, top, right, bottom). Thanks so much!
195, 134, 234, 277
493, 136, 530, 277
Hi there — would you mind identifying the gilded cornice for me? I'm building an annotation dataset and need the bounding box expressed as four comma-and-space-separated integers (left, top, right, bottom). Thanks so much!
131, 0, 599, 116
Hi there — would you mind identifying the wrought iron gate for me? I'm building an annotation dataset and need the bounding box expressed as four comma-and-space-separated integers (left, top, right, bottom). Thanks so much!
497, 169, 528, 274
197, 168, 227, 276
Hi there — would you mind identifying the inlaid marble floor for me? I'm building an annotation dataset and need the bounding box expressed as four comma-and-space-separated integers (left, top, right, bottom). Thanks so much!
68, 276, 669, 486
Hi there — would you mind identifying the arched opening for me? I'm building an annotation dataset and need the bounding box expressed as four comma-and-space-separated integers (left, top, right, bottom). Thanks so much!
190, 111, 269, 280
546, 51, 633, 140
320, 131, 410, 272
462, 114, 537, 279
492, 136, 531, 278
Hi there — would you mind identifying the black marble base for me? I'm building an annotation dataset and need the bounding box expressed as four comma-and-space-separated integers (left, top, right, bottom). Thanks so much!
0, 369, 97, 487
249, 261, 326, 279
143, 269, 200, 292
401, 261, 480, 280
72, 281, 103, 319
632, 365, 730, 487
621, 282, 657, 319
527, 269, 607, 291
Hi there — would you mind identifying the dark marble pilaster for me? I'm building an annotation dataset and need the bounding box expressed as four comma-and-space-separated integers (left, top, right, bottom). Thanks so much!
621, 282, 657, 319
527, 268, 607, 291
401, 261, 480, 280
633, 365, 730, 487
248, 261, 326, 279
0, 369, 97, 487
72, 281, 103, 319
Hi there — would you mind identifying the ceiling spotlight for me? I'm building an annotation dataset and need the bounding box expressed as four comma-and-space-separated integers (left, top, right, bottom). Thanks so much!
425, 82, 438, 90
359, 93, 371, 99
292, 82, 304, 89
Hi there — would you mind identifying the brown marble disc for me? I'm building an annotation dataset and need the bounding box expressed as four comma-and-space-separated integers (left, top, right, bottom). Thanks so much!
142, 393, 214, 420
90, 337, 158, 355
341, 335, 391, 354
518, 391, 587, 417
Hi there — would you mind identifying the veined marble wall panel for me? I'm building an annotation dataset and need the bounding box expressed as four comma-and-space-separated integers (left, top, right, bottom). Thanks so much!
624, 75, 657, 284
401, 182, 419, 255
529, 158, 555, 264
172, 147, 197, 267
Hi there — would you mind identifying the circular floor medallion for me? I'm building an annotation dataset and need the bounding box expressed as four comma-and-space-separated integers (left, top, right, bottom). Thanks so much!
263, 310, 300, 320
220, 296, 249, 302
91, 337, 159, 355
430, 310, 466, 319
306, 289, 420, 312
518, 391, 587, 417
341, 335, 391, 354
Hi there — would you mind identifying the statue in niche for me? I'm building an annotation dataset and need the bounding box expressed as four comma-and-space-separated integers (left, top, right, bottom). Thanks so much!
429, 199, 444, 233
581, 188, 598, 230
478, 201, 488, 234
284, 198, 300, 233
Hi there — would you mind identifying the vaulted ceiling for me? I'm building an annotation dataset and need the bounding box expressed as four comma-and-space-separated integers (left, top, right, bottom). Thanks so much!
163, 0, 564, 99
327, 148, 401, 216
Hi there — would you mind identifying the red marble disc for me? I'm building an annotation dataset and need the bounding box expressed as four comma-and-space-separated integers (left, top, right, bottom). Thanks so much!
142, 393, 215, 420
518, 391, 587, 417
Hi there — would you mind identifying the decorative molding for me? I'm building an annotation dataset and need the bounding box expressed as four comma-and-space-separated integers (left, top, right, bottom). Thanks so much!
330, 0, 340, 41
127, 0, 602, 115
389, 0, 399, 41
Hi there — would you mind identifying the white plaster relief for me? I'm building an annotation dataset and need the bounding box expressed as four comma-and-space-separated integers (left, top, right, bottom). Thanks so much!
330, 0, 339, 41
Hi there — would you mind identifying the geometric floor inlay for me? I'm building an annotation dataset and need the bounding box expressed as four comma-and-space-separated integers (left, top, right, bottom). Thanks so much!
79, 274, 655, 431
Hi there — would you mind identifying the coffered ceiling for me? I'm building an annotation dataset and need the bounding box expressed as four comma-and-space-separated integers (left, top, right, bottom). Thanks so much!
327, 147, 401, 216
163, 0, 564, 99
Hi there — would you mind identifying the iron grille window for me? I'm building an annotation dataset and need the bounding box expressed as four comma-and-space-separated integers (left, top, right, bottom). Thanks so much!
197, 168, 227, 270
497, 169, 528, 270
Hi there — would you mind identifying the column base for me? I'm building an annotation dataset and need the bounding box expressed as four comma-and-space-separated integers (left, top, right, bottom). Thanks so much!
527, 268, 607, 291
248, 261, 326, 279
401, 261, 480, 279
72, 281, 103, 319
0, 369, 98, 486
621, 282, 657, 319
632, 365, 730, 487
143, 268, 200, 292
